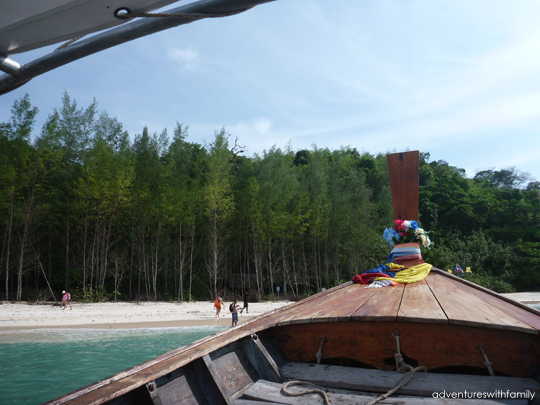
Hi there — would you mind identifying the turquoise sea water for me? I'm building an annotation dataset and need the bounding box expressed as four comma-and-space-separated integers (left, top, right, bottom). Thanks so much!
0, 326, 226, 405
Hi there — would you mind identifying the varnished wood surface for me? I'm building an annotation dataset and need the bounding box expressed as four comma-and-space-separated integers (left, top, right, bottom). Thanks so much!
387, 151, 419, 221
425, 273, 535, 333
248, 270, 540, 333
431, 268, 540, 330
280, 363, 540, 397
47, 271, 540, 404
240, 379, 530, 405
397, 279, 448, 323
272, 322, 540, 377
351, 283, 405, 321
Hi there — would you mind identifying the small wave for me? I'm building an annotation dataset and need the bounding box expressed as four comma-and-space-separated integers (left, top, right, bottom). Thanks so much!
0, 325, 226, 344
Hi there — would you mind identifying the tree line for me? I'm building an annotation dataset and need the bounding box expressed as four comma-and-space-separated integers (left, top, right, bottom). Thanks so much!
1, 93, 539, 302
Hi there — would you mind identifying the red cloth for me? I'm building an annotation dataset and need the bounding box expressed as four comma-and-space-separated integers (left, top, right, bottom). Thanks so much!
393, 242, 420, 249
352, 272, 392, 284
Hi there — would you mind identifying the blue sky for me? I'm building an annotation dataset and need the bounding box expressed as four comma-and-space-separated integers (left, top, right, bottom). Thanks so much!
1, 0, 539, 182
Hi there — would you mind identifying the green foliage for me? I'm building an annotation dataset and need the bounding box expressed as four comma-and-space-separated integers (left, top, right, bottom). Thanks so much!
73, 285, 108, 303
2, 93, 539, 303
463, 272, 515, 293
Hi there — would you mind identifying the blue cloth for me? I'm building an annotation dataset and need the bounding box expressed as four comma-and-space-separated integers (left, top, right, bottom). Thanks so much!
383, 228, 400, 246
232, 313, 238, 322
386, 246, 421, 264
364, 264, 396, 278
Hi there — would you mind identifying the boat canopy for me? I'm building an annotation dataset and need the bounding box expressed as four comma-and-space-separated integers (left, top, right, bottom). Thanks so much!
0, 0, 275, 95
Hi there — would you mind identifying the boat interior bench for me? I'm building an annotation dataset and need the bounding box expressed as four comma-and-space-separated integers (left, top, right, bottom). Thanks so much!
236, 363, 540, 405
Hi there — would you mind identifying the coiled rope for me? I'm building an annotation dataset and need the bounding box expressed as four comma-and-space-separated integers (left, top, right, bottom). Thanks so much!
282, 380, 330, 405
366, 333, 427, 405
282, 332, 427, 405
366, 366, 427, 405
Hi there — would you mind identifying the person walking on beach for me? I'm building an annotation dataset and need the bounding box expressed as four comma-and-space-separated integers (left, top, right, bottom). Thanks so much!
61, 290, 72, 310
214, 293, 224, 321
242, 291, 249, 314
231, 299, 240, 327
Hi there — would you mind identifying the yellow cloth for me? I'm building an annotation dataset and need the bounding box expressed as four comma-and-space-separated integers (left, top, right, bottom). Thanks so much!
447, 269, 452, 274
385, 263, 405, 270
466, 267, 472, 273
375, 263, 433, 284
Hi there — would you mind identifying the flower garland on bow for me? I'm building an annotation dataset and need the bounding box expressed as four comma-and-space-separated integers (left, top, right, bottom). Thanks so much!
383, 219, 432, 247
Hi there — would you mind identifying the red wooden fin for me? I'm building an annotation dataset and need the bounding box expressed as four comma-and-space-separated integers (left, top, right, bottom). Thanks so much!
386, 151, 419, 221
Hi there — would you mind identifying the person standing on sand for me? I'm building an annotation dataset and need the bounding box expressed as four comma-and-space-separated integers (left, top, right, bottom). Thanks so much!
61, 290, 72, 310
231, 299, 240, 326
214, 293, 224, 321
242, 291, 249, 314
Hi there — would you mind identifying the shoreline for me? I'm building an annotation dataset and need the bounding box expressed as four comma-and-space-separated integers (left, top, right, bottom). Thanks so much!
1, 292, 539, 333
0, 316, 258, 331
0, 301, 293, 332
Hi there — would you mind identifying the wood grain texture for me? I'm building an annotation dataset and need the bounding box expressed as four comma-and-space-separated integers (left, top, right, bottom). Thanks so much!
398, 279, 448, 323
211, 349, 258, 398
351, 283, 405, 321
202, 354, 235, 405
154, 366, 206, 405
243, 282, 354, 332
277, 284, 356, 325
272, 321, 540, 377
240, 336, 282, 383
240, 380, 530, 405
312, 284, 380, 322
280, 363, 540, 397
425, 273, 535, 333
431, 268, 540, 331
45, 270, 540, 405
387, 151, 419, 221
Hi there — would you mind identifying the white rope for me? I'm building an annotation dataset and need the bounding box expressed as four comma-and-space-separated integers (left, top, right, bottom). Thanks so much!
366, 366, 427, 405
365, 332, 427, 405
315, 336, 326, 364
477, 345, 495, 376
282, 380, 329, 405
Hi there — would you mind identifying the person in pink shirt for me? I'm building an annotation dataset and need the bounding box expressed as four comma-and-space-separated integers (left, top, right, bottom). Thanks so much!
61, 290, 72, 310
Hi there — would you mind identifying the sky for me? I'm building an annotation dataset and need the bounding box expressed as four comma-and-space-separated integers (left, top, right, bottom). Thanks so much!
1, 0, 540, 182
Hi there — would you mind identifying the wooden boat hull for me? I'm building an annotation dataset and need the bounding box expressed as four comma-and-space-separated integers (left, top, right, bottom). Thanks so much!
45, 269, 540, 405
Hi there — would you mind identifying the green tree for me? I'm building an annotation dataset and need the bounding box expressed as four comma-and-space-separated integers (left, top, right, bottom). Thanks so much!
204, 129, 234, 297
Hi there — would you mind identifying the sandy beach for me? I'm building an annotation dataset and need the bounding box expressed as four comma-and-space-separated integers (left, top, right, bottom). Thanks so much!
500, 292, 540, 305
0, 300, 294, 331
0, 292, 538, 332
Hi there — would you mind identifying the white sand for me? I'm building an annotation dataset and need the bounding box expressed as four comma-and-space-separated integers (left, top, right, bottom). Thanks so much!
0, 300, 294, 330
501, 292, 540, 304
1, 291, 537, 331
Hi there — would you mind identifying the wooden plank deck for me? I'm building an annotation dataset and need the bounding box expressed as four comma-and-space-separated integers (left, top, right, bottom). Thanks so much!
431, 268, 540, 330
247, 271, 540, 332
312, 284, 380, 322
351, 283, 406, 321
397, 279, 447, 323
239, 379, 530, 405
277, 283, 357, 325
280, 363, 540, 399
46, 270, 540, 405
425, 272, 536, 333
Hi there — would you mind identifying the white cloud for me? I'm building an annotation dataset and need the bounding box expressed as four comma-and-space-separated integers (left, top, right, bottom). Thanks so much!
166, 47, 200, 70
